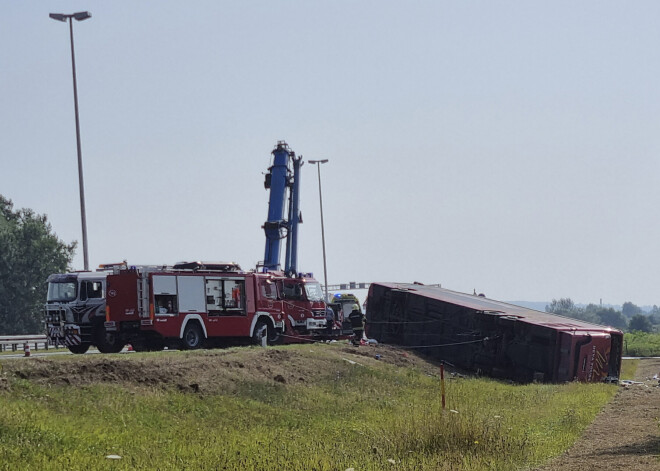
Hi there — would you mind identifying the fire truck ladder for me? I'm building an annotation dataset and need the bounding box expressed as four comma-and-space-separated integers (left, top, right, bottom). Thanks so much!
137, 276, 150, 318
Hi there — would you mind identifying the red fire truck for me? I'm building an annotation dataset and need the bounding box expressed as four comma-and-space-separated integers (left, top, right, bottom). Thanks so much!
103, 261, 330, 351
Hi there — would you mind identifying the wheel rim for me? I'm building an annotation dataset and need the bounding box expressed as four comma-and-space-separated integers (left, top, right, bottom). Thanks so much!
185, 328, 199, 347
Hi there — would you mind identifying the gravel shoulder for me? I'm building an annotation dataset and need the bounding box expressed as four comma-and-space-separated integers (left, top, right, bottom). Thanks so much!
536, 358, 660, 471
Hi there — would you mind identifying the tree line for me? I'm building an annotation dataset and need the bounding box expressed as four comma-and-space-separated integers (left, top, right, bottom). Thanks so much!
0, 195, 74, 335
545, 297, 657, 332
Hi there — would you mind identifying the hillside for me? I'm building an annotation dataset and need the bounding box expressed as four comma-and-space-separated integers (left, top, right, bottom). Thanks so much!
1, 344, 657, 470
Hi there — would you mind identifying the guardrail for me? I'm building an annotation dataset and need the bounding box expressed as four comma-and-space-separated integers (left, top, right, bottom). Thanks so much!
0, 335, 50, 352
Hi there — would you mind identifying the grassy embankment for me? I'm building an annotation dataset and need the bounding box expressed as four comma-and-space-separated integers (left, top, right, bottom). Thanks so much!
0, 346, 633, 471
624, 332, 660, 357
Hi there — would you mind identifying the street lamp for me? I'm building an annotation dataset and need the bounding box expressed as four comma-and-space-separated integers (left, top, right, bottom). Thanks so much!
49, 11, 92, 271
308, 159, 329, 301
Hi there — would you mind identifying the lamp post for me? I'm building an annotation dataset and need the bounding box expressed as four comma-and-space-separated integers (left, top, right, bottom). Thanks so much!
49, 11, 92, 271
308, 159, 329, 301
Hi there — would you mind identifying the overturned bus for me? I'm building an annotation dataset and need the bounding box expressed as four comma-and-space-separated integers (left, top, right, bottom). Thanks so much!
366, 283, 623, 383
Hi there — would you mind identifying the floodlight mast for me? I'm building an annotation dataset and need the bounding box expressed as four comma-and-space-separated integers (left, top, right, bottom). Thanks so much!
49, 11, 92, 270
308, 159, 329, 302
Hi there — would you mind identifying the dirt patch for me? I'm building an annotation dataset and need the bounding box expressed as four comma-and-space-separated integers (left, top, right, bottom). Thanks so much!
0, 343, 447, 395
536, 358, 660, 471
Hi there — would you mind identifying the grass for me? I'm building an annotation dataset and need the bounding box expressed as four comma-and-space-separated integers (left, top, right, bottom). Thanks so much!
0, 346, 628, 471
624, 332, 660, 357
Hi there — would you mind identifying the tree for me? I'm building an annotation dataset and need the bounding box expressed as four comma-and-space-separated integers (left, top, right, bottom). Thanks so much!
580, 303, 603, 324
546, 298, 580, 316
622, 302, 642, 318
545, 298, 598, 322
628, 314, 653, 333
0, 195, 75, 334
595, 308, 627, 330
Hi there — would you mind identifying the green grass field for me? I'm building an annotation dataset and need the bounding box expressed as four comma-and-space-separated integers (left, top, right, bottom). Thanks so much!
0, 346, 632, 471
624, 332, 660, 357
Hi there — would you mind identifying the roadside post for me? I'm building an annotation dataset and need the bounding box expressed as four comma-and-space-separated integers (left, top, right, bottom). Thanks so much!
440, 362, 446, 409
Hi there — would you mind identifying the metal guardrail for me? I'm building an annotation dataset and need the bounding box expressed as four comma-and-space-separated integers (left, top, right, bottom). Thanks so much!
0, 335, 50, 352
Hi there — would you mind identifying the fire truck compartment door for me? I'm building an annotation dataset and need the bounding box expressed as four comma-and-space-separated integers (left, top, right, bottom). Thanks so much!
177, 276, 206, 312
153, 275, 177, 294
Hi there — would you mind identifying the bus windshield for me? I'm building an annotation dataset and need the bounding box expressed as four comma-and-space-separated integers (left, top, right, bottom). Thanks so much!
304, 282, 324, 302
47, 282, 77, 302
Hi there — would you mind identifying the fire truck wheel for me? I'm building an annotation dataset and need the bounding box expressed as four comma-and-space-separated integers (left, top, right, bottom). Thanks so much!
182, 323, 204, 350
266, 324, 281, 345
253, 320, 280, 345
95, 330, 125, 354
97, 338, 124, 354
252, 321, 268, 345
67, 344, 90, 354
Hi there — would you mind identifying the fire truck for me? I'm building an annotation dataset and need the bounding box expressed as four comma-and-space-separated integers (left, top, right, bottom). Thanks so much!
44, 263, 126, 354
46, 141, 340, 352
104, 262, 329, 350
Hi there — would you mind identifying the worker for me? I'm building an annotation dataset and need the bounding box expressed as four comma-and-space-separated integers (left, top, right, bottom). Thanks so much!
325, 305, 335, 333
348, 304, 364, 345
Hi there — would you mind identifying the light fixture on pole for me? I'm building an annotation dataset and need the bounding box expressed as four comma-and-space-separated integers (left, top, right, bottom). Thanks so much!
308, 159, 329, 301
49, 11, 92, 271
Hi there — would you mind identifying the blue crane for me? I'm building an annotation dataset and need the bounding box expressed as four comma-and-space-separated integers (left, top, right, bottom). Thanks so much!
262, 141, 302, 275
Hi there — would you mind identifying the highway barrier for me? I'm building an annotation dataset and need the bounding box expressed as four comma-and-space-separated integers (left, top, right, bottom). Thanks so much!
0, 335, 50, 352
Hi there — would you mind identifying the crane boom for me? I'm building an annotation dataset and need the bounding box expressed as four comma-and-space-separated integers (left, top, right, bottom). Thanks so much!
262, 141, 302, 275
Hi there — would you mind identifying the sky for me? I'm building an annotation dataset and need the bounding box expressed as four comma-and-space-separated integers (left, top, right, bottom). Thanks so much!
3, 1, 660, 307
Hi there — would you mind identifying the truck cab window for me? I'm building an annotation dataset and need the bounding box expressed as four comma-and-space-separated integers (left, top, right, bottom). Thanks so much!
47, 282, 77, 303
281, 281, 303, 300
88, 281, 103, 299
304, 282, 324, 302
80, 281, 104, 301
260, 280, 277, 299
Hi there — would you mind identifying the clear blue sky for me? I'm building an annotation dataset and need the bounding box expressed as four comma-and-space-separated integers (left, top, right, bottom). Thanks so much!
3, 1, 660, 306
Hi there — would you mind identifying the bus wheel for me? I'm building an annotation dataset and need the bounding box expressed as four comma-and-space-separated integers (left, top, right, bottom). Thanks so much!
67, 343, 90, 354
181, 323, 203, 350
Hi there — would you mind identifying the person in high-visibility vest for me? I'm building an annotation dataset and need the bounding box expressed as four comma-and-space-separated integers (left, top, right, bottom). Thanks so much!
348, 304, 364, 345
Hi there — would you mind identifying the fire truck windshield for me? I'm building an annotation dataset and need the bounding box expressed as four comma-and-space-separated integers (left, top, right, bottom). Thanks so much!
304, 282, 324, 302
47, 282, 77, 303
